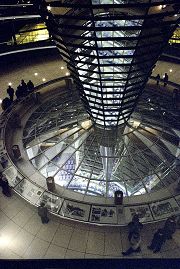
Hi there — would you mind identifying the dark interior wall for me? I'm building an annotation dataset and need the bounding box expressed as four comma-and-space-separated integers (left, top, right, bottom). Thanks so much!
0, 46, 61, 72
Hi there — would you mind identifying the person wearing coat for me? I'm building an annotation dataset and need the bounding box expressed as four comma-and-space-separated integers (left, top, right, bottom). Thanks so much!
163, 73, 168, 87
122, 232, 141, 256
164, 216, 176, 239
1, 97, 12, 111
128, 214, 143, 241
27, 80, 34, 92
148, 228, 167, 253
0, 173, 11, 197
7, 85, 14, 102
156, 74, 160, 86
38, 202, 49, 224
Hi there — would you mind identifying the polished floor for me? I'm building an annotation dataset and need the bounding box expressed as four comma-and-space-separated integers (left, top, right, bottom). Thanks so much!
0, 190, 179, 259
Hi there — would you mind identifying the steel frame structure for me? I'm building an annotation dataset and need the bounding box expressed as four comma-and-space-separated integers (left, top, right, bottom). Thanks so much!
36, 0, 180, 127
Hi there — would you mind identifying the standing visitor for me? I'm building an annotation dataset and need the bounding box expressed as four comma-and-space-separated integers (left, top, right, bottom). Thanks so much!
122, 232, 141, 256
164, 215, 176, 239
21, 79, 28, 96
1, 97, 12, 111
156, 74, 160, 86
147, 228, 167, 253
27, 80, 34, 92
38, 202, 49, 224
7, 85, 14, 101
128, 214, 143, 241
163, 73, 168, 87
0, 173, 11, 197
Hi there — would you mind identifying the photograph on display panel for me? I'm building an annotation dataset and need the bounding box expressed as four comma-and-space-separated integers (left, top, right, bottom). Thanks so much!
15, 178, 44, 204
3, 165, 24, 187
124, 205, 153, 223
150, 198, 180, 220
90, 205, 117, 224
36, 191, 63, 213
59, 199, 91, 221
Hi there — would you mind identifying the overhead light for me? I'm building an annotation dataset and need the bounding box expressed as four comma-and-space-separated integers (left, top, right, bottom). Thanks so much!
174, 14, 178, 17
42, 78, 46, 82
66, 72, 70, 76
169, 69, 172, 72
60, 66, 64, 70
8, 82, 12, 86
159, 5, 166, 10
47, 6, 51, 11
34, 72, 38, 76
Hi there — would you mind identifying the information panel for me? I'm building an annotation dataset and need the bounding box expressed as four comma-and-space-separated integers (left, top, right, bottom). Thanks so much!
59, 199, 91, 222
90, 205, 117, 224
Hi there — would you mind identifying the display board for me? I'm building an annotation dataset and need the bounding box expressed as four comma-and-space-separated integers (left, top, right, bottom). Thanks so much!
90, 205, 117, 224
149, 198, 180, 220
124, 204, 154, 223
59, 199, 91, 221
36, 191, 63, 213
15, 178, 44, 204
3, 165, 24, 187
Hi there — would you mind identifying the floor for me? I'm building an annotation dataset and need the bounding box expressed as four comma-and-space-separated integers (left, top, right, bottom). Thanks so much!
0, 47, 180, 260
0, 191, 180, 259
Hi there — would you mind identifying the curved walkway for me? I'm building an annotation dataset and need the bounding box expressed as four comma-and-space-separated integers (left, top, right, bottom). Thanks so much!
0, 191, 180, 259
0, 47, 180, 260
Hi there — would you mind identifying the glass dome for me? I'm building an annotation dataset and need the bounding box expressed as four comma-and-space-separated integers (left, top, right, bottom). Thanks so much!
23, 87, 180, 198
37, 0, 179, 128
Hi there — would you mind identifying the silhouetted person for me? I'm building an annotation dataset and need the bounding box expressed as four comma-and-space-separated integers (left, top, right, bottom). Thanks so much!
0, 156, 8, 169
163, 73, 168, 87
38, 202, 49, 224
156, 74, 160, 86
16, 85, 23, 99
1, 97, 12, 111
148, 228, 166, 253
7, 85, 14, 101
122, 232, 141, 256
128, 214, 143, 241
27, 80, 34, 92
164, 215, 176, 239
21, 79, 28, 96
0, 173, 11, 197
